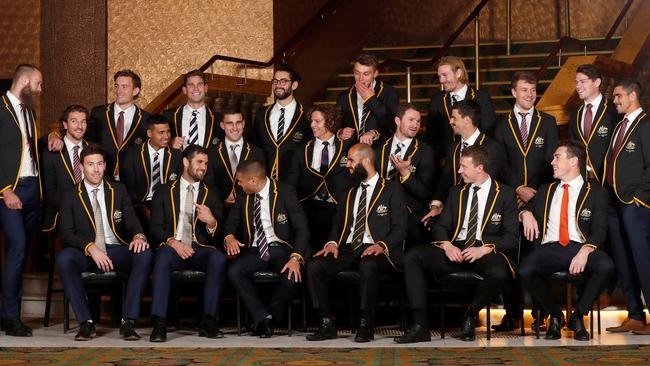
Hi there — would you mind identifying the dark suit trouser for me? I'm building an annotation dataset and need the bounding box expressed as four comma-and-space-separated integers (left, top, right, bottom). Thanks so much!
227, 246, 298, 323
404, 244, 508, 317
151, 245, 227, 318
608, 197, 650, 321
56, 245, 153, 323
406, 208, 429, 252
0, 178, 39, 319
302, 200, 336, 253
307, 245, 395, 318
519, 241, 615, 318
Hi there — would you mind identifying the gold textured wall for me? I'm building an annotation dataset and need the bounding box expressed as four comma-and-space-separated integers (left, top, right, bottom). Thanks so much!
0, 0, 40, 78
107, 0, 273, 106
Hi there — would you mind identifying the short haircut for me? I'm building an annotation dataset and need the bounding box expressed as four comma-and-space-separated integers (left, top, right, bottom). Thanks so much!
511, 71, 537, 89
557, 139, 586, 169
451, 100, 481, 127
113, 69, 142, 95
576, 64, 602, 81
184, 69, 206, 85
12, 64, 40, 84
614, 78, 643, 98
461, 144, 490, 174
182, 144, 208, 161
351, 143, 376, 164
236, 159, 266, 179
274, 64, 301, 82
437, 56, 468, 84
354, 53, 380, 70
80, 143, 106, 164
146, 114, 170, 130
60, 104, 89, 123
221, 105, 244, 120
395, 103, 420, 120
308, 104, 342, 133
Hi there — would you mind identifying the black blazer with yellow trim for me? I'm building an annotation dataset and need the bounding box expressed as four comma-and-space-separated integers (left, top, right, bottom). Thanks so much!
0, 94, 42, 200
327, 178, 408, 269
432, 180, 519, 256
569, 98, 619, 185
162, 104, 223, 148
495, 109, 558, 190
252, 101, 312, 182
607, 112, 650, 207
375, 137, 434, 213
59, 180, 144, 253
149, 180, 223, 248
120, 141, 183, 204
88, 103, 149, 178
524, 180, 608, 249
41, 140, 89, 231
336, 79, 399, 142
425, 87, 496, 160
286, 137, 353, 203
205, 140, 265, 200
222, 179, 309, 261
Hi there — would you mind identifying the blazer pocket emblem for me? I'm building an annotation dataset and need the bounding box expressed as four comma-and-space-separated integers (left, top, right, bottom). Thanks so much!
625, 141, 636, 153
113, 210, 122, 223
277, 213, 288, 224
134, 137, 144, 145
169, 173, 178, 181
597, 125, 609, 137
490, 213, 502, 224
376, 204, 388, 216
580, 208, 591, 219
339, 156, 348, 166
292, 131, 303, 142
408, 165, 417, 173
534, 136, 545, 147
212, 137, 220, 145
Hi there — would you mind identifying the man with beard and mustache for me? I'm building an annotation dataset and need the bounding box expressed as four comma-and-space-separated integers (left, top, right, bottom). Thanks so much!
0, 64, 45, 336
148, 144, 226, 342
306, 143, 407, 343
252, 65, 311, 182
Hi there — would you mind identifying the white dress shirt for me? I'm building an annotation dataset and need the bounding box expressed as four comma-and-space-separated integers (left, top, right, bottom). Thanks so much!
345, 173, 379, 244
356, 80, 377, 129
225, 137, 244, 164
253, 178, 281, 246
311, 135, 336, 171
612, 107, 643, 147
6, 91, 37, 177
386, 135, 412, 175
462, 128, 481, 147
182, 104, 207, 147
64, 135, 84, 179
513, 105, 535, 136
174, 177, 200, 242
450, 84, 468, 103
541, 175, 585, 244
269, 99, 297, 140
84, 181, 119, 245
457, 177, 492, 241
146, 142, 164, 201
113, 104, 136, 143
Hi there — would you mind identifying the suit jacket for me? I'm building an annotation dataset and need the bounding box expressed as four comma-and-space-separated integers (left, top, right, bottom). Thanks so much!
495, 109, 558, 190
336, 79, 400, 142
222, 180, 309, 262
375, 137, 435, 213
149, 180, 223, 248
569, 97, 619, 185
328, 178, 408, 269
162, 104, 222, 148
252, 101, 312, 182
88, 103, 149, 179
526, 180, 608, 249
41, 140, 89, 231
286, 137, 352, 203
425, 87, 496, 160
120, 142, 183, 205
607, 111, 650, 206
0, 94, 42, 199
59, 180, 144, 253
205, 140, 265, 199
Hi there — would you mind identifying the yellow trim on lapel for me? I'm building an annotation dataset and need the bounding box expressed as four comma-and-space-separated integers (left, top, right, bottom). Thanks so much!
59, 148, 76, 183
575, 181, 591, 242
204, 108, 215, 148
347, 81, 385, 134
336, 189, 354, 246
172, 105, 182, 137
77, 183, 96, 231
163, 147, 173, 183
170, 179, 178, 237
451, 184, 468, 241
192, 183, 211, 247
541, 182, 557, 241
611, 113, 647, 204
105, 181, 126, 244
1, 95, 25, 193
139, 143, 151, 200
245, 194, 252, 246
506, 110, 543, 186
480, 181, 501, 233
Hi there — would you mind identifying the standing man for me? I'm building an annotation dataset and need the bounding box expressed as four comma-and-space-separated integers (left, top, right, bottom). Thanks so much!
337, 54, 399, 146
605, 79, 650, 334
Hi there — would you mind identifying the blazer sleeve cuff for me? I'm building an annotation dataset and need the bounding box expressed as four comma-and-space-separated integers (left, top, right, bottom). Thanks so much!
84, 242, 95, 256
376, 241, 390, 256
582, 243, 598, 251
161, 237, 175, 247
207, 221, 218, 235
133, 233, 147, 242
634, 197, 650, 208
324, 241, 338, 248
432, 241, 450, 249
482, 243, 496, 253
0, 184, 13, 194
290, 252, 305, 265
399, 172, 412, 183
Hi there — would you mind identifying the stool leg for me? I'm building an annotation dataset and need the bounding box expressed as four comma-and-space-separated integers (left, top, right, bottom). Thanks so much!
44, 236, 55, 327
597, 301, 601, 335
288, 303, 292, 337
302, 287, 307, 332
236, 292, 241, 336
590, 303, 594, 339
535, 308, 540, 339
440, 288, 445, 339
486, 304, 491, 341
63, 293, 69, 334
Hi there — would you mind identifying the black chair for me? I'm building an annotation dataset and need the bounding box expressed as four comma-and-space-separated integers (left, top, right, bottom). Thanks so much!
170, 270, 207, 328
44, 234, 62, 327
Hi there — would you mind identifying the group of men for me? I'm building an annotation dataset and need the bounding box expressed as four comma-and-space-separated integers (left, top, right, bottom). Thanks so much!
0, 52, 647, 345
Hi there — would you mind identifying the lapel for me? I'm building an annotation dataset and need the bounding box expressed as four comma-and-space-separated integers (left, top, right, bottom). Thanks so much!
367, 177, 386, 219
480, 180, 501, 233
379, 138, 392, 176
172, 105, 183, 137
59, 141, 78, 183
77, 182, 96, 230
305, 138, 344, 178
106, 103, 143, 150
576, 97, 609, 145
216, 141, 234, 181
140, 142, 152, 189
574, 181, 591, 240
541, 182, 559, 240
103, 181, 116, 235
193, 183, 209, 228
170, 180, 181, 235
451, 184, 470, 241
161, 146, 173, 183
263, 101, 305, 147
507, 109, 542, 156
346, 80, 385, 133
203, 108, 216, 148
268, 179, 278, 229
613, 112, 646, 161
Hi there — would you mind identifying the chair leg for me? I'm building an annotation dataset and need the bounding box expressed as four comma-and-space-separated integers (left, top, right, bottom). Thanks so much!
520, 283, 526, 336
535, 308, 540, 339
236, 292, 241, 336
288, 302, 292, 337
63, 293, 69, 334
302, 286, 307, 332
590, 303, 594, 339
439, 288, 445, 339
597, 301, 601, 335
486, 305, 491, 341
44, 236, 55, 327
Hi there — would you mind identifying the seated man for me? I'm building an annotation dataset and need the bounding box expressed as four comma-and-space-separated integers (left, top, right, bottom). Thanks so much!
224, 160, 309, 338
306, 143, 407, 343
395, 145, 518, 343
148, 144, 226, 342
56, 144, 152, 341
519, 140, 614, 340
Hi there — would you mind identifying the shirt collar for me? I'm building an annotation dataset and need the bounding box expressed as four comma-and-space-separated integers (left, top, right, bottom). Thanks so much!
184, 104, 206, 115
452, 84, 468, 100
625, 107, 644, 123
361, 172, 380, 190
6, 91, 21, 108
560, 174, 585, 192
258, 177, 271, 199
115, 103, 135, 114
471, 176, 492, 193
514, 104, 535, 116
84, 180, 104, 194
462, 128, 481, 145
225, 138, 244, 149
180, 176, 200, 192
316, 135, 335, 146
585, 93, 602, 108
147, 140, 163, 154
64, 135, 82, 150
274, 98, 297, 113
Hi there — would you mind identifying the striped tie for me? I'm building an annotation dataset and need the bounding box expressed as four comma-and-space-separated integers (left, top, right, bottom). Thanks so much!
351, 183, 369, 250
360, 104, 369, 136
277, 108, 285, 142
387, 142, 404, 179
72, 145, 82, 183
181, 185, 195, 246
189, 110, 199, 146
92, 188, 107, 253
519, 112, 529, 149
151, 151, 161, 196
464, 186, 481, 249
229, 144, 239, 173
254, 193, 270, 262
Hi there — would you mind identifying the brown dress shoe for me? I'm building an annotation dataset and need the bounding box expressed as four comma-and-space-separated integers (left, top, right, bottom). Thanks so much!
632, 324, 650, 335
606, 318, 646, 333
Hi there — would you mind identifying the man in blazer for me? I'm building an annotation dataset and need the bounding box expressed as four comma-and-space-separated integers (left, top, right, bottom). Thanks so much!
88, 69, 149, 181
519, 140, 614, 340
306, 143, 407, 343
375, 103, 434, 249
604, 79, 650, 334
148, 144, 226, 342
56, 144, 153, 341
336, 53, 399, 146
163, 69, 222, 150
224, 160, 309, 338
287, 104, 352, 251
395, 145, 518, 343
252, 65, 312, 182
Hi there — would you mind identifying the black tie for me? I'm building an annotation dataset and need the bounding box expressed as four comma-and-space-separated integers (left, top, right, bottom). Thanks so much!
464, 186, 481, 249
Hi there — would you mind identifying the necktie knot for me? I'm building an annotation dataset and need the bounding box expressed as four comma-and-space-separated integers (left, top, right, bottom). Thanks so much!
586, 103, 592, 111
187, 184, 194, 194
93, 188, 99, 195
119, 111, 124, 116
451, 94, 459, 104
73, 145, 79, 153
361, 182, 369, 190
255, 193, 263, 201
461, 141, 469, 150
231, 144, 239, 151
473, 186, 480, 193
519, 112, 528, 121
192, 110, 198, 117
322, 141, 329, 147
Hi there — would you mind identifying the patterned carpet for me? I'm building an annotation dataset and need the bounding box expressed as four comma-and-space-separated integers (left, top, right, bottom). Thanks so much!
1, 345, 650, 366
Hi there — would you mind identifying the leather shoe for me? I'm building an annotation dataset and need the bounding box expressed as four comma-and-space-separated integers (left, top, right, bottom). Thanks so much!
457, 316, 476, 341
567, 313, 589, 341
531, 317, 547, 332
394, 323, 431, 344
119, 320, 141, 341
545, 315, 566, 340
632, 324, 650, 335
257, 317, 274, 338
354, 318, 374, 343
75, 321, 96, 341
491, 314, 520, 332
198, 316, 224, 339
606, 318, 647, 333
1, 318, 32, 337
149, 318, 167, 342
306, 318, 337, 341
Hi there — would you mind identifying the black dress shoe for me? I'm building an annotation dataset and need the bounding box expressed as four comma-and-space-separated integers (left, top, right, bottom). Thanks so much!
257, 318, 274, 339
531, 318, 547, 332
119, 320, 141, 340
75, 321, 96, 341
394, 324, 431, 344
545, 315, 566, 340
457, 316, 477, 341
306, 318, 337, 341
492, 314, 520, 332
568, 313, 589, 341
1, 318, 32, 337
149, 318, 167, 343
199, 316, 224, 339
247, 320, 260, 336
354, 318, 374, 343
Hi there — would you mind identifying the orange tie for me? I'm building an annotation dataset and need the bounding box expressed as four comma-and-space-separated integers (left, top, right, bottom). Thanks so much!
559, 183, 569, 246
